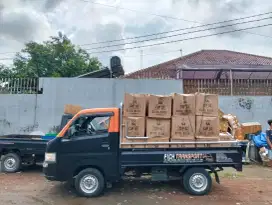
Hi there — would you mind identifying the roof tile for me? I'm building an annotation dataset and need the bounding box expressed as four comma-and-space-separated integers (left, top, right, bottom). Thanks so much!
124, 50, 272, 79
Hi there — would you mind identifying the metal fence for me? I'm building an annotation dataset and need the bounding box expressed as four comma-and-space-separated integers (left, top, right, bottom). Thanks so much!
183, 79, 272, 95
1, 77, 272, 95
0, 78, 39, 94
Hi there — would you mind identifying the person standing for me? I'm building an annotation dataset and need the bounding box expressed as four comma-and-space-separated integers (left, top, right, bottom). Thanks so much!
266, 120, 272, 166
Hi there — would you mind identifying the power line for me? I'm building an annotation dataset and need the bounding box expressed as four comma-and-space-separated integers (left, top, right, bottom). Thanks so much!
1, 23, 271, 61
80, 11, 272, 46
77, 0, 272, 45
0, 4, 271, 56
0, 50, 181, 61
1, 23, 271, 59
0, 58, 13, 60
85, 16, 272, 50
123, 49, 181, 58
78, 0, 199, 23
88, 23, 272, 54
2, 10, 271, 56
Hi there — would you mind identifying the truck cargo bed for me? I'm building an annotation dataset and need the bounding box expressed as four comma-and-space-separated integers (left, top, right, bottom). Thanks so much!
0, 135, 48, 155
120, 147, 242, 171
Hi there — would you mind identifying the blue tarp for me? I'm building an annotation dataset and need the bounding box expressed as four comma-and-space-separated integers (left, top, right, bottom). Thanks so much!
253, 132, 268, 148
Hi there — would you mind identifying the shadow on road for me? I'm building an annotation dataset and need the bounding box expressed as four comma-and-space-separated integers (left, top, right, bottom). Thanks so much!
21, 164, 43, 173
50, 179, 186, 199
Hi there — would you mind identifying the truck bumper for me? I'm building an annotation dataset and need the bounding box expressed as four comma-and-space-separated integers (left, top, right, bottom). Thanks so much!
43, 161, 58, 181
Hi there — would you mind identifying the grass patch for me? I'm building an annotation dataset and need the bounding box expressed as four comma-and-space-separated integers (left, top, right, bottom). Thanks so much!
219, 171, 245, 178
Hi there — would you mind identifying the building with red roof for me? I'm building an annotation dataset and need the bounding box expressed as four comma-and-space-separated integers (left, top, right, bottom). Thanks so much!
124, 50, 272, 95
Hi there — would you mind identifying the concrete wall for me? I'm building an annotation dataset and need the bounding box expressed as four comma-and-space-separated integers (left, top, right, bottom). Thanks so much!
0, 95, 38, 135
0, 78, 183, 134
0, 78, 270, 135
219, 96, 271, 131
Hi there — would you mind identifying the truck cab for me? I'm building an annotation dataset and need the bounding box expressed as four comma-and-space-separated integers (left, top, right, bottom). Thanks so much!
43, 108, 120, 195
43, 107, 242, 197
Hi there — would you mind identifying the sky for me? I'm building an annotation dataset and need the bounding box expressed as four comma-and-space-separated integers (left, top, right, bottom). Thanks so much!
0, 0, 272, 74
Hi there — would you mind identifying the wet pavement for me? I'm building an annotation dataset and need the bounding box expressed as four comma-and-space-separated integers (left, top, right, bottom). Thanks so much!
1, 165, 272, 205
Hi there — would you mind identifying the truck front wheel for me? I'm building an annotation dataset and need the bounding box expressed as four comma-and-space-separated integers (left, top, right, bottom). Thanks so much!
182, 167, 212, 196
75, 168, 105, 197
1, 153, 22, 173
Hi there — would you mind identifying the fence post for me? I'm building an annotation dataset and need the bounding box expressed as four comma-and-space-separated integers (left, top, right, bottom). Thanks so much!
230, 68, 233, 96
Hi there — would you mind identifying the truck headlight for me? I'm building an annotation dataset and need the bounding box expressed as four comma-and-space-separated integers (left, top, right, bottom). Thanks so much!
45, 153, 56, 163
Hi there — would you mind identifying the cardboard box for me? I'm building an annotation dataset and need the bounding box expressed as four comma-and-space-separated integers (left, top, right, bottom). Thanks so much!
219, 133, 234, 147
148, 95, 172, 118
64, 104, 82, 115
122, 117, 145, 137
170, 138, 195, 148
241, 122, 262, 135
146, 118, 171, 138
131, 138, 148, 148
120, 137, 131, 148
195, 93, 218, 117
171, 116, 195, 139
120, 136, 147, 148
196, 137, 219, 148
123, 93, 147, 117
196, 134, 233, 148
196, 116, 219, 138
234, 127, 245, 140
223, 114, 240, 129
172, 93, 195, 116
219, 132, 234, 141
146, 137, 169, 148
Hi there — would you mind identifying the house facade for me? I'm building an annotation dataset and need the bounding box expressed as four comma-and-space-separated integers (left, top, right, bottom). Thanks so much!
124, 50, 272, 96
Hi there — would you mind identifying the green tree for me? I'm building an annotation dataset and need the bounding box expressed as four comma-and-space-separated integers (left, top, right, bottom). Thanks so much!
12, 32, 102, 77
0, 64, 13, 78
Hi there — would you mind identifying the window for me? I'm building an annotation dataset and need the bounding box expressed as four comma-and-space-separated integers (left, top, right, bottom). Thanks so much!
90, 116, 110, 132
69, 116, 110, 137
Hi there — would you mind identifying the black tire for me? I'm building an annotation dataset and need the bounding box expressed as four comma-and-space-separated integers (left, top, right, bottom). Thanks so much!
1, 153, 22, 173
182, 167, 212, 196
74, 168, 105, 197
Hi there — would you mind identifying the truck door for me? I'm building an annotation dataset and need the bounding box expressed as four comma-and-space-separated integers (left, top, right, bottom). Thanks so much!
57, 112, 119, 181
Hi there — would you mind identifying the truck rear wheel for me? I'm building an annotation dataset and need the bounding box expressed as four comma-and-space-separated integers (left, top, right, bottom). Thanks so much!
1, 153, 22, 173
182, 168, 212, 196
75, 168, 105, 197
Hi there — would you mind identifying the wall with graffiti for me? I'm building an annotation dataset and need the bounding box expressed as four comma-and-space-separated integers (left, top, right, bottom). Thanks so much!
0, 95, 38, 135
0, 78, 271, 135
219, 96, 271, 130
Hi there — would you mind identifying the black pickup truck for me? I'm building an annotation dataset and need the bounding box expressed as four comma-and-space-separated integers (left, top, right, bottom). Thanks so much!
43, 106, 243, 197
0, 114, 73, 173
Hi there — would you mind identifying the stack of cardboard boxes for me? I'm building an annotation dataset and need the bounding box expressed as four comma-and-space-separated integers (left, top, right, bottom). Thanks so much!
170, 93, 195, 148
122, 94, 147, 148
146, 95, 172, 148
121, 92, 233, 149
195, 93, 221, 147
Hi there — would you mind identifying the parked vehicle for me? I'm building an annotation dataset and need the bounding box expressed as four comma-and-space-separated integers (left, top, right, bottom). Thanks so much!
43, 105, 243, 197
0, 114, 73, 173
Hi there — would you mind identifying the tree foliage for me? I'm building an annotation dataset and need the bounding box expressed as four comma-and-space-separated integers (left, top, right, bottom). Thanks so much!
0, 33, 102, 78
0, 64, 14, 78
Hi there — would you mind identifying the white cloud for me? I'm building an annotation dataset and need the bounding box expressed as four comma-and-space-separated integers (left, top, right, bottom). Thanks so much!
0, 0, 271, 73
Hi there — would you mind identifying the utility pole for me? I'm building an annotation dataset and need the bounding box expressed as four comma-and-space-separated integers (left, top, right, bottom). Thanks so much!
140, 50, 143, 69
180, 49, 183, 57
